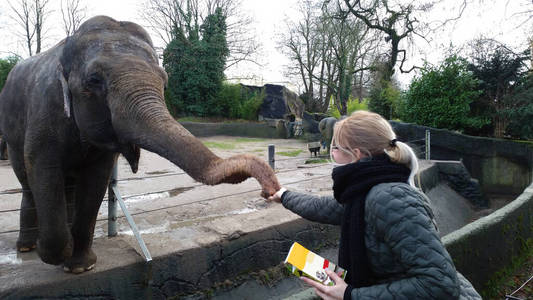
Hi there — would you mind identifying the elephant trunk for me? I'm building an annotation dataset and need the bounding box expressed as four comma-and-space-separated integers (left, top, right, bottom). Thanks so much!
110, 79, 280, 197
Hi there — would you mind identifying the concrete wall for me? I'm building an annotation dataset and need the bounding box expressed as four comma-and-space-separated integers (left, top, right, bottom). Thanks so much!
1, 219, 340, 299
180, 121, 287, 139
391, 121, 533, 195
443, 183, 533, 293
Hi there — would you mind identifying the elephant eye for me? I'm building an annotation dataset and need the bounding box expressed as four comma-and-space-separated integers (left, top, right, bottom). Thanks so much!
87, 73, 104, 87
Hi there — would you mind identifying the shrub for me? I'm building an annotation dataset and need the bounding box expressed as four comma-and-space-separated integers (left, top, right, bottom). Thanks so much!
0, 56, 20, 92
215, 83, 265, 121
239, 91, 264, 120
328, 97, 368, 118
368, 80, 401, 119
401, 55, 489, 132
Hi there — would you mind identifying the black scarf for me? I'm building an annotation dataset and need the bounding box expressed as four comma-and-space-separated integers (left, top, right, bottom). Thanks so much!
332, 154, 410, 288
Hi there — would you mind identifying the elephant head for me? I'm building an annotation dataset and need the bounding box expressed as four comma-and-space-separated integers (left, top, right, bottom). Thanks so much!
58, 16, 279, 196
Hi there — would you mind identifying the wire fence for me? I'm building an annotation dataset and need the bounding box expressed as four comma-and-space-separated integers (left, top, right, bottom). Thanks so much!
0, 131, 431, 236
0, 156, 331, 235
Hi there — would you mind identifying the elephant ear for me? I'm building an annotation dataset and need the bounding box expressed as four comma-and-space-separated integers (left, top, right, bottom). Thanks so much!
58, 64, 72, 118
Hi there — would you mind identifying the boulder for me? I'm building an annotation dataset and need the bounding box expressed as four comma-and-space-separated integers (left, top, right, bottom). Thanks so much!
241, 84, 304, 120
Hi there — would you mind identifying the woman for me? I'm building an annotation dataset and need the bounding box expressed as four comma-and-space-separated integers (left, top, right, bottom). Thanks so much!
268, 111, 481, 299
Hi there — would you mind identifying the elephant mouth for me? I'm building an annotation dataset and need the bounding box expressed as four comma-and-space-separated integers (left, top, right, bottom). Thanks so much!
119, 143, 140, 173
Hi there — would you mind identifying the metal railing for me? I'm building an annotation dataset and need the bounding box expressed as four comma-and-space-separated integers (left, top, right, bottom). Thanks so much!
0, 132, 432, 257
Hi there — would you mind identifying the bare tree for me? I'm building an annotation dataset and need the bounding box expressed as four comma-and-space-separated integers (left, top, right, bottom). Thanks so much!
140, 0, 259, 70
281, 0, 322, 111
335, 0, 427, 82
333, 0, 471, 84
60, 0, 86, 36
281, 1, 379, 114
8, 0, 51, 56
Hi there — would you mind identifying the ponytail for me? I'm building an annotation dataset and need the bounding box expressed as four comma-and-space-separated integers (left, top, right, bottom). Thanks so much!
384, 141, 419, 187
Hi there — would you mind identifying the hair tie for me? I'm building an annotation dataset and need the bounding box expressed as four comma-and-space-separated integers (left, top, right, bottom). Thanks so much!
389, 139, 397, 147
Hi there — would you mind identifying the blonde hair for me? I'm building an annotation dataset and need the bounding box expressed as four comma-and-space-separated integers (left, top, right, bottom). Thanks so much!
330, 111, 419, 186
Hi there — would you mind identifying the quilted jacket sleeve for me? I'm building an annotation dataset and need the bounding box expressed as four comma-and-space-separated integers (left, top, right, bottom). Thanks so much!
281, 191, 344, 225
350, 183, 460, 299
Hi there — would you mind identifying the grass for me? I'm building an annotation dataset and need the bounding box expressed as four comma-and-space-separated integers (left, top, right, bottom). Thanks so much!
305, 158, 330, 164
202, 137, 271, 151
235, 137, 267, 143
202, 141, 236, 150
177, 116, 257, 123
276, 150, 303, 157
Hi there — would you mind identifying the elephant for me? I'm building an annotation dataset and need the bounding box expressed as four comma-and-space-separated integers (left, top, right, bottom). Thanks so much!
0, 135, 7, 160
318, 117, 338, 153
0, 16, 280, 274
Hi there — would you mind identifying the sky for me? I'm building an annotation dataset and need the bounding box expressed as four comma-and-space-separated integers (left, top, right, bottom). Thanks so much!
0, 0, 531, 91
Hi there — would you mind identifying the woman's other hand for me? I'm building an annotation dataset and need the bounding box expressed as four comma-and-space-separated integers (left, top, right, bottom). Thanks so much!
300, 269, 348, 300
267, 187, 287, 203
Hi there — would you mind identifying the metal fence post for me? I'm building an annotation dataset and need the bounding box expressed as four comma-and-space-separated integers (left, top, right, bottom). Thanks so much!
108, 163, 117, 237
425, 130, 431, 160
268, 144, 275, 170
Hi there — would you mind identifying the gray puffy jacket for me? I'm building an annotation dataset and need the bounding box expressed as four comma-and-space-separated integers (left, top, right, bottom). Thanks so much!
281, 182, 481, 299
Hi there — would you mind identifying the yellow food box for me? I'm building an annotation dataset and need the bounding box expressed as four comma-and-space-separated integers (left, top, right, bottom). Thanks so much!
284, 242, 347, 286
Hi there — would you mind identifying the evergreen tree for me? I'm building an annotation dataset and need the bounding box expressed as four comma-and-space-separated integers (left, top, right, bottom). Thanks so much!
502, 73, 533, 139
467, 47, 530, 137
163, 8, 228, 117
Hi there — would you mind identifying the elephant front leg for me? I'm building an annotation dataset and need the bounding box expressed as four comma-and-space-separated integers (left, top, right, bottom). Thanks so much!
17, 192, 38, 252
28, 163, 73, 265
64, 154, 117, 274
9, 147, 38, 252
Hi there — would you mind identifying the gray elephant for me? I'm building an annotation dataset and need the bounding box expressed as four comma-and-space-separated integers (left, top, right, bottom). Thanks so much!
0, 135, 7, 160
318, 117, 338, 153
0, 16, 280, 273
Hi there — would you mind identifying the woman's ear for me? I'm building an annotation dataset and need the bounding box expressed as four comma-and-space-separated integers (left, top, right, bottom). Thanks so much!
352, 148, 362, 162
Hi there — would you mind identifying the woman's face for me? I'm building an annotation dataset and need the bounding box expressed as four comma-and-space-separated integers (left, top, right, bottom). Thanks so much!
331, 145, 357, 164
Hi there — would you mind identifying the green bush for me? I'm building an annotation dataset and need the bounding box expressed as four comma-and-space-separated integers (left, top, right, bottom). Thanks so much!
215, 83, 265, 120
239, 91, 264, 120
0, 56, 20, 92
368, 80, 401, 119
401, 55, 489, 132
217, 83, 242, 118
328, 97, 368, 118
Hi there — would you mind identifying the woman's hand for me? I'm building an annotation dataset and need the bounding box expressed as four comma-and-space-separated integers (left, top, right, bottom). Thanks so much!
267, 187, 286, 203
300, 269, 348, 300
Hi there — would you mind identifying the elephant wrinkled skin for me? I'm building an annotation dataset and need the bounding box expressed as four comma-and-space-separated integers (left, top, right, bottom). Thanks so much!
0, 16, 280, 273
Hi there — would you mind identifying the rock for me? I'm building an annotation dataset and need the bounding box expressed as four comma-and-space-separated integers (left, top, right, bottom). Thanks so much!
241, 84, 304, 120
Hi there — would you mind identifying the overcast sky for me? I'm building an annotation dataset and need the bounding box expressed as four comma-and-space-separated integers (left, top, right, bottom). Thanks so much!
0, 0, 531, 90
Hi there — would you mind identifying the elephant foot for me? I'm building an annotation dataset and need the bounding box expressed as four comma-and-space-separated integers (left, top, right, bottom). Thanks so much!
63, 249, 97, 274
17, 244, 36, 252
37, 235, 73, 265
63, 263, 95, 274
17, 236, 37, 253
